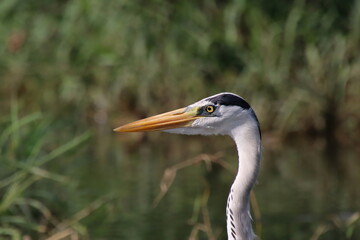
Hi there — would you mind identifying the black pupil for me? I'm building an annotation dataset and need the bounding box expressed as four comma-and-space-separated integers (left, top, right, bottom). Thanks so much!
207, 106, 213, 112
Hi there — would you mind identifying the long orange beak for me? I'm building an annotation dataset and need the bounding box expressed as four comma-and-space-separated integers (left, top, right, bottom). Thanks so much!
114, 107, 201, 132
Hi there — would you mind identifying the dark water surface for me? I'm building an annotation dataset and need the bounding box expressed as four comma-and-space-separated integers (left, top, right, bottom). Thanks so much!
77, 133, 360, 240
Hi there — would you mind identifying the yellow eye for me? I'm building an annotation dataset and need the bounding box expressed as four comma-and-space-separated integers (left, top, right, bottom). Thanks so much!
205, 105, 215, 113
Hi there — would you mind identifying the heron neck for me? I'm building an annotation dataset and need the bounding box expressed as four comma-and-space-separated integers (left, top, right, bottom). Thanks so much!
227, 122, 261, 240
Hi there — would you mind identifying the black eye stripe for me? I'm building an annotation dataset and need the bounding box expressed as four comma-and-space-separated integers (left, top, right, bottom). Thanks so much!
206, 93, 250, 109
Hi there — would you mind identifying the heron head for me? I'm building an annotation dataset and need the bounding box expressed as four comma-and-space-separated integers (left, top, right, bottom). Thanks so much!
114, 92, 259, 136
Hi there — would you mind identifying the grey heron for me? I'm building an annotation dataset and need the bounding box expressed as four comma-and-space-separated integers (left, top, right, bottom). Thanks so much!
114, 92, 261, 240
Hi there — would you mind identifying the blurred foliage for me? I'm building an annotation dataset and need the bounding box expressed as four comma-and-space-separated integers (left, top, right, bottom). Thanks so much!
0, 0, 360, 239
0, 0, 359, 142
0, 102, 95, 238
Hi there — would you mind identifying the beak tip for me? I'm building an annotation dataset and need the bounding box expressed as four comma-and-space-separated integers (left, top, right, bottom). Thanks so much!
113, 127, 122, 132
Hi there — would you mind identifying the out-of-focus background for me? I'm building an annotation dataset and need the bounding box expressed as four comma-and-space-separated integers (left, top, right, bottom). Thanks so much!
1, 0, 359, 239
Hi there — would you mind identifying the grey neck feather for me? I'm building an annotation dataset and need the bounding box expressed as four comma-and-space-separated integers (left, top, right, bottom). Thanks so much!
227, 114, 261, 240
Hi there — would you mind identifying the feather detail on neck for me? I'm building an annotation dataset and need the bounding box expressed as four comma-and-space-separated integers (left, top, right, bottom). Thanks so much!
226, 114, 261, 240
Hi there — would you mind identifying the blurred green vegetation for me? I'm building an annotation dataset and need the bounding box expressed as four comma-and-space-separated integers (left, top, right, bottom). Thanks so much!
1, 0, 360, 239
1, 0, 359, 140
